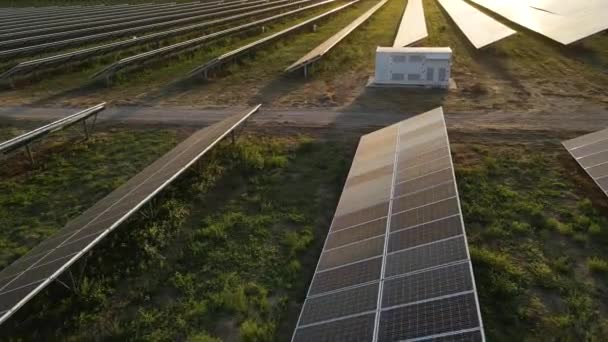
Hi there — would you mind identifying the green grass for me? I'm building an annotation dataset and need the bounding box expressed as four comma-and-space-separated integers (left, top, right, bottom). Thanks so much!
0, 124, 179, 269
0, 131, 354, 341
455, 141, 608, 341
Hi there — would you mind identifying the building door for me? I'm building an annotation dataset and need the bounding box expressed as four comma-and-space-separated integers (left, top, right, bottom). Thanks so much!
438, 68, 447, 82
427, 67, 435, 81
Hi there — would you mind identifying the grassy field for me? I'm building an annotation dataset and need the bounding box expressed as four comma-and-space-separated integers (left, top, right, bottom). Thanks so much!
0, 124, 354, 341
0, 123, 179, 269
1, 123, 608, 340
454, 135, 608, 341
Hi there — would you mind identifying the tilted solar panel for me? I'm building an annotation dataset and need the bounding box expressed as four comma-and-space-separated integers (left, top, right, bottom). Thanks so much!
292, 107, 484, 341
393, 0, 428, 47
437, 0, 515, 49
0, 105, 261, 325
563, 127, 608, 195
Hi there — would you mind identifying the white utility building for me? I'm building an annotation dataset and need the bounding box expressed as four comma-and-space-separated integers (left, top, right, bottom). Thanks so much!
373, 47, 452, 88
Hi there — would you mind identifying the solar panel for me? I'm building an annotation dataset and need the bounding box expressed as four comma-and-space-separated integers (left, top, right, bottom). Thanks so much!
563, 127, 608, 195
0, 105, 261, 326
188, 0, 360, 79
0, 1, 237, 38
471, 0, 608, 45
437, 0, 515, 49
92, 0, 336, 83
529, 0, 608, 16
292, 108, 484, 341
284, 0, 389, 74
0, 103, 106, 161
0, 0, 290, 50
392, 0, 428, 47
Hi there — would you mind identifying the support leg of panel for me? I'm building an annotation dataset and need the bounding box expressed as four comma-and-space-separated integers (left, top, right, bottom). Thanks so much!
83, 119, 90, 140
55, 278, 72, 291
25, 144, 34, 165
304, 65, 308, 79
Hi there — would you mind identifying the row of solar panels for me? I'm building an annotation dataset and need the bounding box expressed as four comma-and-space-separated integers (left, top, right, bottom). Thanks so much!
392, 0, 607, 50
0, 0, 336, 84
2, 0, 394, 86
292, 107, 485, 341
1, 105, 607, 340
0, 103, 106, 162
0, 104, 262, 325
0, 1, 252, 39
0, 0, 284, 50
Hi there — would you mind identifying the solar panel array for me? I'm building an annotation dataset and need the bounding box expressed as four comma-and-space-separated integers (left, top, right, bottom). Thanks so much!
188, 0, 359, 78
0, 0, 287, 50
563, 127, 608, 195
471, 0, 608, 45
92, 0, 336, 82
0, 103, 105, 156
292, 107, 484, 341
437, 0, 515, 49
392, 0, 427, 47
0, 105, 261, 325
285, 0, 388, 74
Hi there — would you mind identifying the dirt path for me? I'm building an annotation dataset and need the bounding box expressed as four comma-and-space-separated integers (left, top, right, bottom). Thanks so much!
1, 105, 608, 135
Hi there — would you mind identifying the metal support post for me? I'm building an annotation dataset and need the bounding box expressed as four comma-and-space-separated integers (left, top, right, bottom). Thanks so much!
55, 279, 71, 291
25, 144, 34, 165
83, 119, 90, 139
304, 65, 308, 79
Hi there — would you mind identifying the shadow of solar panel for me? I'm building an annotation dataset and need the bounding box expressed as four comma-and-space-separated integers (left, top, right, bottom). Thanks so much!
300, 283, 378, 325
331, 202, 389, 231
309, 257, 382, 295
394, 168, 453, 197
391, 182, 456, 213
324, 217, 387, 249
569, 138, 608, 158
385, 237, 468, 277
0, 282, 40, 313
431, 330, 483, 342
390, 197, 460, 231
397, 146, 450, 170
578, 150, 608, 168
293, 312, 375, 342
377, 293, 480, 341
345, 165, 394, 188
382, 263, 472, 307
318, 235, 385, 270
396, 156, 452, 183
389, 215, 462, 252
587, 162, 608, 179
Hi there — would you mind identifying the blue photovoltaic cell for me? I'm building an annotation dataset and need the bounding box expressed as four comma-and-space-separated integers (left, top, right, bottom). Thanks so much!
293, 108, 483, 342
